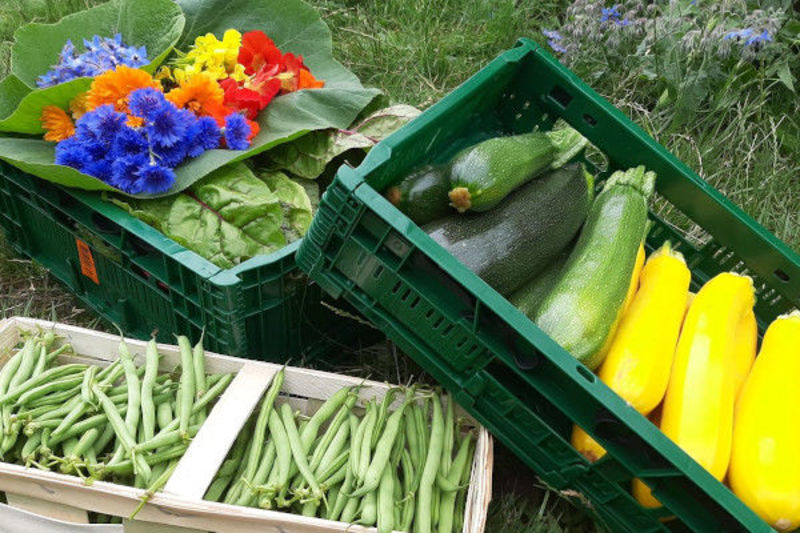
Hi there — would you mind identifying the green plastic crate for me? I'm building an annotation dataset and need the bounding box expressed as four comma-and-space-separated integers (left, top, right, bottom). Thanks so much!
297, 38, 800, 532
0, 161, 371, 362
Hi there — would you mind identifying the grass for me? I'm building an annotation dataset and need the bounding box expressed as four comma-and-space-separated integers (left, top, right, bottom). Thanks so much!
0, 0, 798, 531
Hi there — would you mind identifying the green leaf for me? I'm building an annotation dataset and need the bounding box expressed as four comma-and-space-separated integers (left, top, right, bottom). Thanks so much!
264, 104, 420, 179
0, 0, 184, 135
113, 163, 287, 269
776, 61, 795, 93
11, 0, 185, 88
257, 170, 313, 242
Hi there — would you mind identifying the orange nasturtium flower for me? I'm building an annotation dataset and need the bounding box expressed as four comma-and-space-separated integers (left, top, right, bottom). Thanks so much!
166, 72, 230, 123
86, 65, 160, 114
40, 105, 75, 142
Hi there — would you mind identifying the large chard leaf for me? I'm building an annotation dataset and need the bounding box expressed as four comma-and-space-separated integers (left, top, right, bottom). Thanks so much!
265, 104, 421, 179
0, 0, 185, 134
113, 162, 312, 269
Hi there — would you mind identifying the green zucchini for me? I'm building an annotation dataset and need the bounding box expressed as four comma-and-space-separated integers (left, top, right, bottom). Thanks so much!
510, 249, 570, 318
447, 132, 556, 213
424, 163, 593, 296
533, 166, 656, 370
384, 164, 451, 225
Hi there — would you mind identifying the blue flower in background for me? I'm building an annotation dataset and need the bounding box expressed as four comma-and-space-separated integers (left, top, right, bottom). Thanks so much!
36, 34, 148, 88
543, 29, 563, 41
723, 28, 754, 41
600, 5, 622, 23
745, 29, 773, 46
542, 29, 568, 54
723, 28, 772, 47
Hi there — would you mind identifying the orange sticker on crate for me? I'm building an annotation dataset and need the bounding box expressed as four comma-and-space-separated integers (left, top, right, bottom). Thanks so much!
75, 238, 99, 285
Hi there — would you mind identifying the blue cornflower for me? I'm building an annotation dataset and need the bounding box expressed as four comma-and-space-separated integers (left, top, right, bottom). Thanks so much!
147, 106, 189, 147
600, 5, 622, 23
223, 113, 252, 150
152, 141, 188, 168
542, 29, 563, 41
137, 163, 176, 194
83, 157, 114, 183
75, 104, 127, 143
54, 137, 90, 171
110, 154, 150, 193
112, 126, 149, 158
129, 88, 166, 121
186, 116, 221, 157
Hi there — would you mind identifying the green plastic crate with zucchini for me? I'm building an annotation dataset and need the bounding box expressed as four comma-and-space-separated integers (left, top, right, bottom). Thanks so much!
297, 38, 800, 532
0, 161, 369, 361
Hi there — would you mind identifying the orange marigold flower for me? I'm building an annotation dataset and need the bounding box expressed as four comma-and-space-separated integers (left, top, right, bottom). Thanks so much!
86, 65, 160, 114
166, 72, 230, 123
69, 93, 88, 119
41, 105, 75, 142
298, 68, 324, 90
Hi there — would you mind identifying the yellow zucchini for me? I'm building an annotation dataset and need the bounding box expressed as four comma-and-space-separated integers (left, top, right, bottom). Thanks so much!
732, 309, 757, 398
660, 272, 754, 482
729, 311, 800, 531
622, 243, 646, 314
571, 243, 686, 463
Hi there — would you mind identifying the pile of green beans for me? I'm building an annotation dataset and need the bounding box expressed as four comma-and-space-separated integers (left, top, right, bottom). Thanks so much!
0, 329, 233, 499
206, 370, 476, 533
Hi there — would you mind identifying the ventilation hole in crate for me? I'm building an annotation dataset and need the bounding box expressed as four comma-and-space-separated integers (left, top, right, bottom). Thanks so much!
549, 85, 573, 108
156, 281, 170, 295
129, 236, 157, 257
372, 265, 384, 279
522, 100, 531, 110
583, 114, 597, 127
425, 309, 435, 319
399, 289, 411, 302
577, 365, 596, 383
455, 337, 468, 349
774, 269, 790, 283
442, 324, 454, 337
432, 316, 444, 329
391, 281, 403, 294
91, 212, 121, 235
130, 264, 151, 281
408, 296, 420, 309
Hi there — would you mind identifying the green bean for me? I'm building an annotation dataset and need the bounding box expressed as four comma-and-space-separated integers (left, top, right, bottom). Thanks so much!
94, 386, 151, 482
93, 443, 188, 476
315, 417, 352, 479
253, 411, 291, 508
326, 485, 341, 520
357, 403, 379, 484
301, 500, 319, 517
176, 336, 195, 439
330, 467, 354, 522
205, 475, 233, 502
27, 385, 81, 409
94, 423, 116, 457
372, 388, 399, 448
405, 408, 421, 473
437, 434, 473, 533
62, 437, 79, 458
416, 393, 444, 533
110, 339, 141, 464
140, 338, 160, 443
3, 339, 35, 434
44, 344, 73, 365
358, 491, 377, 526
243, 369, 284, 484
132, 424, 201, 453
131, 459, 179, 519
412, 403, 428, 492
191, 337, 207, 423
320, 455, 349, 488
340, 491, 360, 524
400, 448, 416, 532
300, 386, 353, 448
80, 366, 98, 406
441, 393, 455, 476
156, 401, 173, 432
154, 373, 233, 437
432, 485, 440, 529
377, 464, 395, 533
236, 439, 276, 507
280, 403, 323, 502
453, 438, 474, 533
21, 432, 41, 465
217, 421, 250, 479
0, 362, 87, 405
31, 344, 47, 378
394, 468, 402, 526
349, 410, 367, 480
350, 392, 410, 497
309, 392, 357, 474
16, 375, 84, 407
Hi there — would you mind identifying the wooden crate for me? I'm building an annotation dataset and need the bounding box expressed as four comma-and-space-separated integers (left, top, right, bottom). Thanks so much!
0, 317, 493, 533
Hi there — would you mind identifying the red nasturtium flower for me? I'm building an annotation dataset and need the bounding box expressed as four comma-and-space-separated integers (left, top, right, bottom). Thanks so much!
238, 31, 283, 75
278, 52, 325, 92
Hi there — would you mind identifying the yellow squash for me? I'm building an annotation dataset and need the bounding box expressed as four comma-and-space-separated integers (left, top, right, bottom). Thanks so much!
571, 243, 687, 462
729, 311, 800, 531
660, 272, 754, 482
571, 243, 645, 462
732, 309, 757, 398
